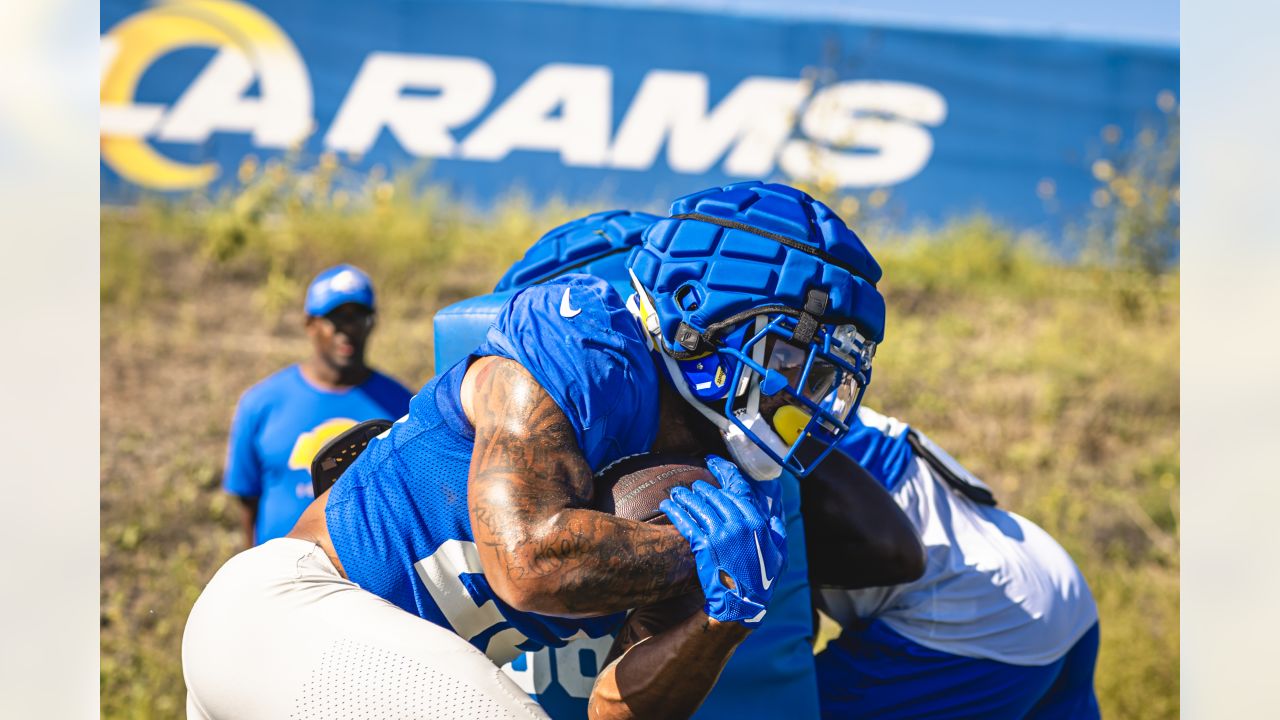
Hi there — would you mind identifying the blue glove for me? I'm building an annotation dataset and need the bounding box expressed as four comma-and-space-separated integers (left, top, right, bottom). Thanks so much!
660, 457, 788, 626
707, 454, 785, 521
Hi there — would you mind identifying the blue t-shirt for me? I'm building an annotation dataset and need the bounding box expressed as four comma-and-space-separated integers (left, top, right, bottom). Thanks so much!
223, 364, 412, 544
325, 275, 660, 664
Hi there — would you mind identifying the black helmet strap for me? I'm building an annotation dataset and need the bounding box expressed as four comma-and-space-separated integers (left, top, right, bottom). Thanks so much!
667, 287, 831, 360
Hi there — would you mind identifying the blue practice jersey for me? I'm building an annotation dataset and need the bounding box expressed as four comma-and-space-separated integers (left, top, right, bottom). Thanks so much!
223, 365, 411, 544
325, 275, 661, 664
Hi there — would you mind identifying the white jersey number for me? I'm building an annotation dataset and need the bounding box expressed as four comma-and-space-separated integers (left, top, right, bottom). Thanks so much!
413, 539, 529, 664
502, 636, 615, 700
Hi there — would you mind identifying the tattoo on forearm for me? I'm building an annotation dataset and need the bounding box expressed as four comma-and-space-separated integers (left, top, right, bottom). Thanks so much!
468, 359, 695, 614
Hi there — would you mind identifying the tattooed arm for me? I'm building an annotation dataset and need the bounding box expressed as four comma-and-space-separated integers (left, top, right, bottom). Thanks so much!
589, 593, 744, 720
463, 356, 697, 616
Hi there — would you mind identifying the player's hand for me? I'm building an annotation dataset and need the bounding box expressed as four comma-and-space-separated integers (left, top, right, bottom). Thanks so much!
705, 456, 787, 578
660, 471, 788, 627
706, 453, 784, 520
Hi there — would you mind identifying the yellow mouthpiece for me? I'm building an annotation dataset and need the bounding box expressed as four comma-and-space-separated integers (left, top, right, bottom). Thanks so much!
772, 405, 811, 446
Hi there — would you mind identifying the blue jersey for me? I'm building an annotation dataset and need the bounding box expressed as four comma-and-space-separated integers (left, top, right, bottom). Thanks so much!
325, 276, 661, 664
223, 365, 411, 544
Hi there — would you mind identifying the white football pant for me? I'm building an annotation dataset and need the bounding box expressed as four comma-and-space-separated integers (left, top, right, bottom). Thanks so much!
182, 538, 550, 719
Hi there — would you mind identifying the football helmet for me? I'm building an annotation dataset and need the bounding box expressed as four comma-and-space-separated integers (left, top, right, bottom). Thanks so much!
627, 181, 885, 479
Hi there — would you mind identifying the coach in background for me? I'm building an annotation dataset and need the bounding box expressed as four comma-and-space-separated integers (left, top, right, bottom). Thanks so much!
223, 264, 412, 549
812, 406, 1100, 719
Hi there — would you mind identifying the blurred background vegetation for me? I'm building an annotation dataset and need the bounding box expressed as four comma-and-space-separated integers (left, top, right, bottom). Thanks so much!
101, 149, 1178, 718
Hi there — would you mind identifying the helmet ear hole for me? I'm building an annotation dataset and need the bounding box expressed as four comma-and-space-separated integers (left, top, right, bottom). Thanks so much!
674, 283, 703, 312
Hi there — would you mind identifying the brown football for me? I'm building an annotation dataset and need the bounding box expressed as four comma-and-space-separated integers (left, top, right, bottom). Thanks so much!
591, 453, 718, 523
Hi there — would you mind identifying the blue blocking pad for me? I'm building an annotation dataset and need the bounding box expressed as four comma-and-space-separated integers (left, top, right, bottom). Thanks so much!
432, 291, 515, 373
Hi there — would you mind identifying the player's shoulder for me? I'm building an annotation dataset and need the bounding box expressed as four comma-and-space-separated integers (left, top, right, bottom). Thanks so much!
501, 273, 645, 346
508, 273, 626, 315
493, 273, 653, 387
854, 406, 910, 437
485, 275, 660, 469
838, 406, 916, 491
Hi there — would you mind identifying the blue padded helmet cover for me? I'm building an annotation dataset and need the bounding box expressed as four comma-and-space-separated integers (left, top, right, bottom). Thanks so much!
627, 181, 886, 352
496, 210, 660, 292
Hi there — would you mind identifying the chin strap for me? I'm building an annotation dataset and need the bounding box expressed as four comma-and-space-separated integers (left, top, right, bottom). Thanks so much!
629, 276, 789, 481
656, 349, 787, 481
722, 414, 786, 481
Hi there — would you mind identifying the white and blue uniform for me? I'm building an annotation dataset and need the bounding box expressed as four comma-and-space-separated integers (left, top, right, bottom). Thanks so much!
183, 276, 663, 719
816, 407, 1100, 719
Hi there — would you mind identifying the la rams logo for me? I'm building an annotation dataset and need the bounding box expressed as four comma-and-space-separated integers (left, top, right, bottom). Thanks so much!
288, 418, 358, 472
325, 269, 365, 294
100, 0, 312, 190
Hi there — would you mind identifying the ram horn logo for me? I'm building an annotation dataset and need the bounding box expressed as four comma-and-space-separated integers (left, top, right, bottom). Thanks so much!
288, 418, 359, 472
100, 0, 313, 190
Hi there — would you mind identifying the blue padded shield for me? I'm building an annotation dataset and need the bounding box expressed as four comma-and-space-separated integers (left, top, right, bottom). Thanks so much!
628, 182, 885, 355
432, 291, 515, 373
495, 210, 660, 292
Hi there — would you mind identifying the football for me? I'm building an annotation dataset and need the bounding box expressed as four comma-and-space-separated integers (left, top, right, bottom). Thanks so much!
591, 453, 718, 523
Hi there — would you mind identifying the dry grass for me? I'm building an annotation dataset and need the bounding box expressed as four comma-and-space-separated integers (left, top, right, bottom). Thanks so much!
101, 185, 1177, 718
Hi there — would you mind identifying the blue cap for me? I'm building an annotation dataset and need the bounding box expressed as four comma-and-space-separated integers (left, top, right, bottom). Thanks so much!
304, 264, 376, 316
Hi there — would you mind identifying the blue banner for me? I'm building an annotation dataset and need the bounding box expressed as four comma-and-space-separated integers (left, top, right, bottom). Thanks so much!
100, 0, 1178, 234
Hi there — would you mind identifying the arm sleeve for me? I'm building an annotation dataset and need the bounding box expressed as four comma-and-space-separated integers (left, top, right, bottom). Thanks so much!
223, 391, 264, 497
473, 274, 660, 471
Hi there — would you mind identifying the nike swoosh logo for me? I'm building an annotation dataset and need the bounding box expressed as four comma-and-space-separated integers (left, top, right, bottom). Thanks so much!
559, 288, 582, 318
754, 531, 775, 590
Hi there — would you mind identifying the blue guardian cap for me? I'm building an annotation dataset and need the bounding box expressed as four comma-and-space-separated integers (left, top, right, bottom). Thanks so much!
488, 185, 885, 480
626, 181, 885, 479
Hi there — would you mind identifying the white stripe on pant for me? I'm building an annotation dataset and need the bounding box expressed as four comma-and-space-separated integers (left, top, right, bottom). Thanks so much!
182, 538, 550, 719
